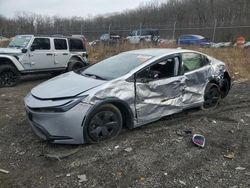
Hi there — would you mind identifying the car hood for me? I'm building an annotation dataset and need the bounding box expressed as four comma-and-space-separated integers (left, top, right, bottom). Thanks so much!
0, 47, 22, 54
31, 71, 107, 99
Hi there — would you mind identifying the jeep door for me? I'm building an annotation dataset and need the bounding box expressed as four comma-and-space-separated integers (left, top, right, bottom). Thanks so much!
181, 52, 212, 107
53, 38, 70, 67
135, 54, 185, 124
29, 37, 54, 70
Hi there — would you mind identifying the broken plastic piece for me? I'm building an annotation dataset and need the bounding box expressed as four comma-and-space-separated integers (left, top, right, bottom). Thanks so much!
192, 134, 205, 148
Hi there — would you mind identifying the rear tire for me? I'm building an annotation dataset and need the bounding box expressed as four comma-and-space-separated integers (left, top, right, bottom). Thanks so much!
220, 77, 230, 98
202, 83, 221, 110
0, 64, 20, 87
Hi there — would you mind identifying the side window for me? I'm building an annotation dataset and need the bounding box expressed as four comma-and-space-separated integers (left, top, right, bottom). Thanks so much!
69, 39, 84, 51
54, 39, 67, 50
182, 53, 206, 73
31, 38, 50, 50
136, 57, 180, 81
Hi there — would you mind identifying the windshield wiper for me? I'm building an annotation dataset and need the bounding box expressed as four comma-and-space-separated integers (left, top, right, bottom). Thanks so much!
9, 45, 21, 48
82, 73, 107, 80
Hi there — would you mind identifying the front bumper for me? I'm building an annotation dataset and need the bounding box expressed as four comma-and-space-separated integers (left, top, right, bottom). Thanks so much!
24, 95, 92, 144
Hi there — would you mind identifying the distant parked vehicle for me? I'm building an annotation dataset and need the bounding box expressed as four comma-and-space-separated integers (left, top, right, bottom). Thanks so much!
127, 29, 160, 44
0, 35, 88, 87
211, 42, 232, 48
244, 41, 250, 48
177, 35, 211, 47
100, 33, 121, 44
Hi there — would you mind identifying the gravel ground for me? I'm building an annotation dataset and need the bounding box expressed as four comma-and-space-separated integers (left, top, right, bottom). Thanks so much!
0, 75, 250, 188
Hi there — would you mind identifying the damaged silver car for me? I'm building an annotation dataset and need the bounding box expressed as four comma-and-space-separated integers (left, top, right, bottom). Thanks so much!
24, 48, 231, 144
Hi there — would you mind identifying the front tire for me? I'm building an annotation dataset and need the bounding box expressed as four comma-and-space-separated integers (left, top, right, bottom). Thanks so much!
86, 104, 123, 143
0, 65, 20, 87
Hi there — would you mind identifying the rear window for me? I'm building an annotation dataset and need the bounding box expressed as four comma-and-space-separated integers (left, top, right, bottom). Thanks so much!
54, 39, 67, 50
69, 39, 85, 51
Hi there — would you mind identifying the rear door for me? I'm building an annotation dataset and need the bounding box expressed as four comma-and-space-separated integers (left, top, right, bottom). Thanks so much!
53, 38, 70, 68
182, 52, 211, 106
135, 54, 185, 124
29, 37, 54, 69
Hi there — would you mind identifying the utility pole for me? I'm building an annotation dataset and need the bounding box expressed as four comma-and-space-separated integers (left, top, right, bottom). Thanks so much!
172, 21, 176, 40
81, 23, 83, 35
108, 23, 111, 35
212, 18, 217, 42
139, 23, 142, 35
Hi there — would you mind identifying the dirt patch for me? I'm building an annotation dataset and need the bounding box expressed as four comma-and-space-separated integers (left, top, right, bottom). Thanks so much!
0, 75, 250, 187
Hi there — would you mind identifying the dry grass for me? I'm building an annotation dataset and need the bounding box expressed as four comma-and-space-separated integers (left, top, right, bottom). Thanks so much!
1, 39, 249, 80
0, 39, 10, 48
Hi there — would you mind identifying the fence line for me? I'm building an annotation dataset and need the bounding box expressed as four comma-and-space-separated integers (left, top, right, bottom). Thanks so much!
1, 24, 250, 41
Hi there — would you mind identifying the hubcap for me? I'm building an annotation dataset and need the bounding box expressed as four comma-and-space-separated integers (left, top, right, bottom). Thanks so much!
204, 87, 220, 108
88, 111, 119, 141
0, 71, 17, 86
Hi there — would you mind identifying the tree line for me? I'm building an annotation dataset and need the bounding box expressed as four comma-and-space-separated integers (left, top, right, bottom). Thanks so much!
0, 0, 249, 41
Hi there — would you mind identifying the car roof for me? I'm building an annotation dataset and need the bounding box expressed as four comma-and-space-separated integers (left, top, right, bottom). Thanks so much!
123, 48, 193, 57
16, 34, 82, 40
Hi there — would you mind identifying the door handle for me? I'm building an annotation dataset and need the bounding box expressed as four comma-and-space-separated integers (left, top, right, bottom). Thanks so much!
63, 53, 68, 55
46, 53, 53, 56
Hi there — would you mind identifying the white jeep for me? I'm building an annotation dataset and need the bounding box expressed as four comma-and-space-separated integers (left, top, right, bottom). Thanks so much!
0, 35, 88, 87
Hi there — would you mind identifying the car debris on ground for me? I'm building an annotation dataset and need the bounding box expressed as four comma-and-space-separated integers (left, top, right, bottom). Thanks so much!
78, 174, 87, 183
0, 168, 9, 174
192, 134, 205, 148
224, 152, 235, 160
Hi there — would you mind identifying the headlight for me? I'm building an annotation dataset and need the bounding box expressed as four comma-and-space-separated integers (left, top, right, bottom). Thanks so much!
53, 95, 88, 112
30, 95, 88, 113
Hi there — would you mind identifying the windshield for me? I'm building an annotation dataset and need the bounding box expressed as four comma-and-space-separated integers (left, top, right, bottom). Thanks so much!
8, 36, 32, 49
81, 53, 154, 80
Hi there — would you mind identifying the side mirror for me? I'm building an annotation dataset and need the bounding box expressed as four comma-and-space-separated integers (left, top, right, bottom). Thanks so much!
30, 46, 35, 51
21, 49, 28, 53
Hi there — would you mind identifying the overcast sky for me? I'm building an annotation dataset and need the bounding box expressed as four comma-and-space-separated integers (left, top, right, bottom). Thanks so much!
0, 0, 165, 18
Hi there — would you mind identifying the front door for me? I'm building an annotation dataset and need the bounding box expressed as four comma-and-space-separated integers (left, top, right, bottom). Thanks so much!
135, 54, 185, 124
29, 37, 54, 70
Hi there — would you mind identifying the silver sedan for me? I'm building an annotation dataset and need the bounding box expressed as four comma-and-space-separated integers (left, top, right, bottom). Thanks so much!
24, 48, 231, 144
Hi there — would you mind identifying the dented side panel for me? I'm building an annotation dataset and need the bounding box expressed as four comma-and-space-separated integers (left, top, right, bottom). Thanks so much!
183, 65, 212, 105
89, 79, 136, 117
135, 76, 185, 124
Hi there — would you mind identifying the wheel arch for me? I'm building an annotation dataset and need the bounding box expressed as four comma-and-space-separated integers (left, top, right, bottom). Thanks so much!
67, 55, 87, 70
0, 56, 23, 71
82, 98, 134, 130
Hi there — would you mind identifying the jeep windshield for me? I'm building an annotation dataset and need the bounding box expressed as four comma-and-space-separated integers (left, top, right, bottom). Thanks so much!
8, 36, 32, 49
81, 53, 153, 80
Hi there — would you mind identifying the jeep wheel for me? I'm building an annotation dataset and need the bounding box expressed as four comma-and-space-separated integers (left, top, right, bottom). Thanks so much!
0, 65, 20, 87
68, 60, 85, 71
